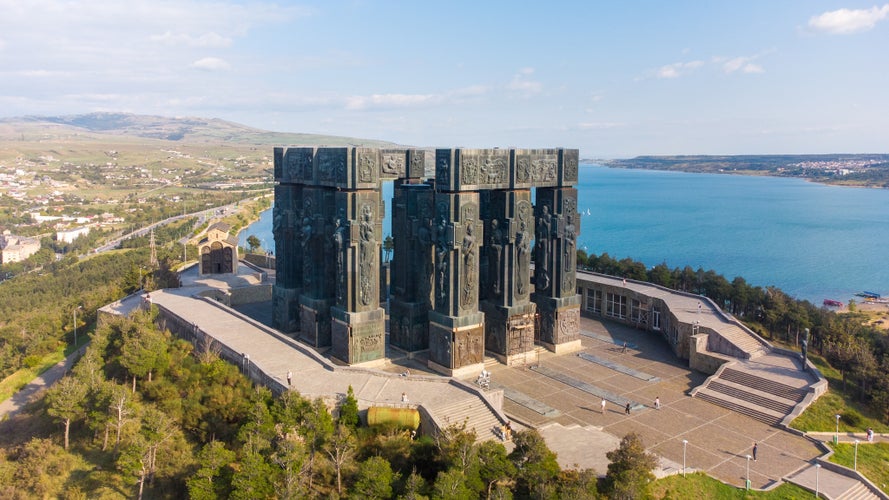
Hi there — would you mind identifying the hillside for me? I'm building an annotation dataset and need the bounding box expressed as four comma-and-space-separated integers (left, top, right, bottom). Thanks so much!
0, 112, 401, 147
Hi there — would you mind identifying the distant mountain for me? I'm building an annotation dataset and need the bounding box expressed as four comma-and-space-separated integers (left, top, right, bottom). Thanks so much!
0, 112, 401, 147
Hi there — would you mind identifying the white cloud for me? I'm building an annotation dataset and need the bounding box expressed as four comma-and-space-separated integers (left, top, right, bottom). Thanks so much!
507, 68, 543, 96
809, 4, 889, 34
190, 57, 231, 71
577, 122, 624, 130
150, 31, 232, 48
722, 56, 764, 74
345, 93, 439, 111
655, 60, 704, 79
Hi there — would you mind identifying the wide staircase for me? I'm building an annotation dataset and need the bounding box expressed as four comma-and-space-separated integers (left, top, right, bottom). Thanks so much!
694, 366, 808, 426
838, 482, 881, 500
429, 397, 505, 443
712, 323, 770, 359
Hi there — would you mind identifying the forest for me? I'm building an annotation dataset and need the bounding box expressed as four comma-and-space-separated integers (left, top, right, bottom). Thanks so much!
0, 310, 663, 499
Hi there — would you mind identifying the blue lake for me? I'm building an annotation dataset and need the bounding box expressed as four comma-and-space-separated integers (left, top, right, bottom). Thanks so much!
240, 165, 889, 304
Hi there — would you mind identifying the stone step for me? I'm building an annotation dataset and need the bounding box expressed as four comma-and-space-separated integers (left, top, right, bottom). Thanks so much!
838, 482, 880, 500
695, 389, 784, 426
433, 397, 504, 443
721, 368, 807, 402
707, 380, 796, 414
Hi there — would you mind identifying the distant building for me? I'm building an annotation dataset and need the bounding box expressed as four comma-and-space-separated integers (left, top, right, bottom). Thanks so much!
57, 226, 90, 244
198, 222, 238, 275
0, 231, 41, 263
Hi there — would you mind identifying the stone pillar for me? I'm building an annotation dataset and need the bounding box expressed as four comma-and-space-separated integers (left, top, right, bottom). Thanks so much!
273, 147, 311, 334
428, 149, 485, 376
389, 181, 434, 352
299, 184, 337, 349
325, 148, 387, 365
480, 188, 537, 365
532, 183, 582, 353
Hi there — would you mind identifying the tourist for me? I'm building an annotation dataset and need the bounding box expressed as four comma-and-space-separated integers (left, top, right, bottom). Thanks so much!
621, 341, 628, 354
752, 442, 758, 461
286, 370, 292, 387
504, 421, 513, 441
601, 397, 607, 414
654, 396, 660, 410
867, 427, 874, 442
401, 392, 408, 403
625, 402, 631, 415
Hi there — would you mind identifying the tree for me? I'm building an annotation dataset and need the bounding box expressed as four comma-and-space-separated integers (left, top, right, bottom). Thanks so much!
325, 423, 357, 495
432, 467, 473, 500
603, 432, 658, 500
187, 441, 236, 500
339, 385, 360, 428
477, 440, 515, 500
119, 322, 170, 392
383, 235, 394, 263
351, 455, 396, 500
231, 449, 276, 500
45, 375, 87, 450
508, 429, 560, 499
247, 235, 261, 253
398, 469, 430, 500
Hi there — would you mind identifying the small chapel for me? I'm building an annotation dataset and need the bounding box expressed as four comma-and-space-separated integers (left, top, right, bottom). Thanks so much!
198, 222, 239, 275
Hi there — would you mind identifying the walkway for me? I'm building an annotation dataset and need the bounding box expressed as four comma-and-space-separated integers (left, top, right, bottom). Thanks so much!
0, 345, 86, 419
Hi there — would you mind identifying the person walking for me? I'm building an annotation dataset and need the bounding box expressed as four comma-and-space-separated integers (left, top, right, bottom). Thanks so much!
752, 442, 758, 461
286, 370, 292, 387
625, 402, 631, 415
654, 396, 660, 410
601, 397, 607, 414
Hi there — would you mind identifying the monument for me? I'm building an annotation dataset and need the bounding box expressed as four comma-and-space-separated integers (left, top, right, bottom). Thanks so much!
273, 146, 581, 373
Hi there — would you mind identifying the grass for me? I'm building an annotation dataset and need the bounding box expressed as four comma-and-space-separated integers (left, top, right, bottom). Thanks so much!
829, 442, 889, 494
0, 335, 88, 403
647, 472, 814, 499
789, 354, 889, 433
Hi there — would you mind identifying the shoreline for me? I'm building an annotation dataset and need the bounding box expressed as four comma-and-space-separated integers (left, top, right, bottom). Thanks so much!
583, 163, 889, 190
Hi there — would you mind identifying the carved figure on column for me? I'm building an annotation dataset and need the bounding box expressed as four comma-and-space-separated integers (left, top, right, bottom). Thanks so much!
488, 219, 503, 296
536, 205, 553, 291
359, 204, 375, 306
461, 222, 477, 308
434, 214, 450, 301
301, 216, 313, 287
562, 213, 577, 291
417, 220, 433, 300
332, 213, 347, 304
516, 220, 530, 297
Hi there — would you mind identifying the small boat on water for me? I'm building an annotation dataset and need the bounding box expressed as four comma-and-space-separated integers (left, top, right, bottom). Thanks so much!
855, 291, 882, 299
823, 299, 843, 307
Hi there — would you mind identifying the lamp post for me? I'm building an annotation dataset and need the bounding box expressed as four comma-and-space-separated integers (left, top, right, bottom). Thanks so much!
682, 439, 688, 477
854, 439, 859, 471
815, 463, 821, 498
835, 414, 841, 444
745, 454, 751, 490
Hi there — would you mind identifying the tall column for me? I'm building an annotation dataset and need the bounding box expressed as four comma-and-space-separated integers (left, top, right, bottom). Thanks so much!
532, 182, 582, 353
299, 184, 337, 348
273, 147, 311, 334
480, 188, 537, 365
327, 148, 387, 365
389, 181, 434, 352
428, 149, 485, 376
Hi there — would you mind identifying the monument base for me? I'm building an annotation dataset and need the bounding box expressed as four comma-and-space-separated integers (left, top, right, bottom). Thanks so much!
532, 294, 581, 352
428, 359, 485, 378
272, 285, 301, 334
427, 311, 485, 373
330, 307, 386, 365
480, 301, 536, 362
389, 299, 430, 352
299, 296, 333, 349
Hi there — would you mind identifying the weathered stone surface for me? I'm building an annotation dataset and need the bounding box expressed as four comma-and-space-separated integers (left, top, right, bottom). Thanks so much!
274, 146, 581, 364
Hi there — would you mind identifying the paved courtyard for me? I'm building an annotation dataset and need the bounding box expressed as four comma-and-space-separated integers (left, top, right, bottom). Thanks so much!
467, 316, 822, 489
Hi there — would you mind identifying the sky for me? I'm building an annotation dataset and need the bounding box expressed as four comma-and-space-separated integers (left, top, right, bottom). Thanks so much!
1, 1, 888, 157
